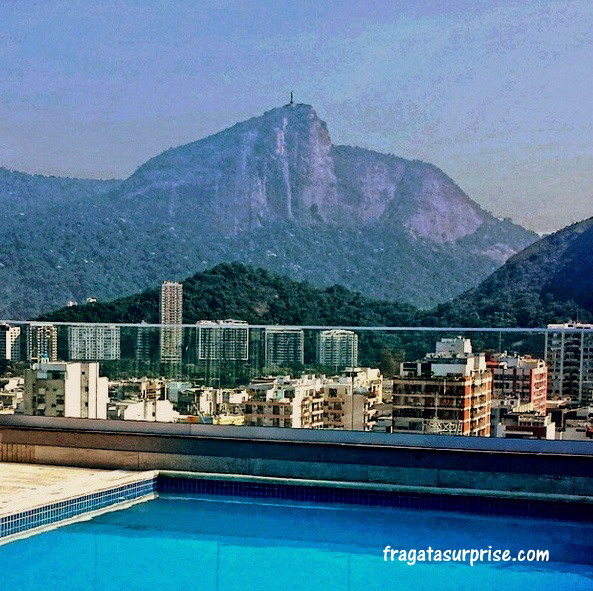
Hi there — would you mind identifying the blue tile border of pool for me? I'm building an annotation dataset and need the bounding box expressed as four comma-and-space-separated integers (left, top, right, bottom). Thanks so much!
2, 473, 591, 541
0, 479, 156, 540
157, 476, 593, 522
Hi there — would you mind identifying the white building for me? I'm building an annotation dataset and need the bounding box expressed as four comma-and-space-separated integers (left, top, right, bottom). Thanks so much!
264, 328, 304, 369
422, 336, 487, 376
317, 329, 358, 369
546, 323, 593, 403
197, 319, 249, 361
0, 324, 21, 361
109, 399, 179, 422
244, 369, 381, 431
23, 361, 108, 419
68, 325, 121, 361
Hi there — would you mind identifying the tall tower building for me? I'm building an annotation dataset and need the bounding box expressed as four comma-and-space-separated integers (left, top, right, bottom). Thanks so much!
264, 328, 304, 369
135, 320, 152, 374
27, 323, 58, 362
317, 329, 358, 369
160, 281, 183, 374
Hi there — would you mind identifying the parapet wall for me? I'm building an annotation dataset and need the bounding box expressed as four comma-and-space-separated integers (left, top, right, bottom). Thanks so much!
1, 416, 592, 502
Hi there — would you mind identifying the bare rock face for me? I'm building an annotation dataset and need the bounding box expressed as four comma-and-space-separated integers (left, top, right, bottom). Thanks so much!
0, 103, 538, 318
121, 102, 528, 246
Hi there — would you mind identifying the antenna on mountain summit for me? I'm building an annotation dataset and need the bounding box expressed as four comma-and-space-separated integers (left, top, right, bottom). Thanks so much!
290, 91, 294, 105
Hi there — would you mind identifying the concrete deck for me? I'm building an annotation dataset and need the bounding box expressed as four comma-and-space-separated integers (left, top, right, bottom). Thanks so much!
0, 463, 157, 517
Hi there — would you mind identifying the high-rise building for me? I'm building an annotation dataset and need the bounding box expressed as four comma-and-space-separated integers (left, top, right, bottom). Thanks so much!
197, 320, 249, 361
23, 361, 108, 419
317, 329, 358, 369
0, 324, 22, 361
68, 325, 121, 360
160, 281, 183, 372
26, 323, 58, 362
264, 328, 304, 369
392, 337, 492, 436
135, 320, 152, 372
487, 352, 547, 415
545, 323, 593, 403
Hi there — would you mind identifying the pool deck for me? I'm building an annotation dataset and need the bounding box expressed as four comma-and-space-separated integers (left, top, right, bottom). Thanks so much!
0, 463, 157, 517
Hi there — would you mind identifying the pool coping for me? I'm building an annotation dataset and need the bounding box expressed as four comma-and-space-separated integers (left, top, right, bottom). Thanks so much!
0, 469, 158, 544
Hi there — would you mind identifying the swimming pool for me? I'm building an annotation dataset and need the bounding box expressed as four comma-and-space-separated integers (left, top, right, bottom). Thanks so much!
2, 491, 592, 591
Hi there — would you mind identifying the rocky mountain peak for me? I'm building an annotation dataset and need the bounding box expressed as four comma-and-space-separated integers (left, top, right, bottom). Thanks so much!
0, 103, 540, 318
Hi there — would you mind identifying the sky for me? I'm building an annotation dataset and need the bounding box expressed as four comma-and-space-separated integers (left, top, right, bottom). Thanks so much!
0, 0, 591, 233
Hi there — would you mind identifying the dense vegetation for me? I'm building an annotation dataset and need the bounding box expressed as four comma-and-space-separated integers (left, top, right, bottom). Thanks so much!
41, 262, 419, 325
43, 213, 593, 331
427, 218, 593, 327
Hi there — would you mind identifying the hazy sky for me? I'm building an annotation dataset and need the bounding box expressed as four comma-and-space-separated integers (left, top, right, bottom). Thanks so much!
0, 0, 591, 232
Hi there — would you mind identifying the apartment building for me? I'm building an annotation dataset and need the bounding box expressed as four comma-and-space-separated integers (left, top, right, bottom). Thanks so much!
546, 323, 593, 403
26, 323, 58, 362
109, 378, 167, 402
160, 281, 183, 371
321, 367, 382, 431
242, 369, 381, 431
0, 324, 21, 361
487, 352, 547, 415
264, 328, 304, 369
317, 329, 358, 369
495, 411, 556, 440
135, 320, 152, 367
108, 399, 179, 422
23, 361, 108, 419
197, 319, 249, 361
243, 374, 324, 428
392, 337, 492, 436
68, 325, 121, 361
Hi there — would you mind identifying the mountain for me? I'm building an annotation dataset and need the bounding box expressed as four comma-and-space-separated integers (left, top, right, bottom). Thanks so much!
426, 217, 593, 327
0, 103, 537, 319
0, 167, 120, 216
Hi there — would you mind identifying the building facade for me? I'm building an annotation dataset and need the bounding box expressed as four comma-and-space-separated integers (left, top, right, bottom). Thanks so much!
495, 412, 556, 440
26, 323, 58, 362
392, 337, 492, 437
68, 325, 121, 361
197, 320, 249, 361
160, 281, 183, 372
23, 361, 108, 419
264, 328, 304, 369
487, 352, 547, 415
0, 324, 21, 361
317, 329, 358, 369
242, 368, 381, 431
546, 323, 593, 403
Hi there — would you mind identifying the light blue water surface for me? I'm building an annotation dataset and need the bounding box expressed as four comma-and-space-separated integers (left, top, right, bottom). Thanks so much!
2, 494, 592, 591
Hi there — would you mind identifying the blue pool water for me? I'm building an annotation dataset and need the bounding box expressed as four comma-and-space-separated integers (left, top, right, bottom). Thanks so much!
2, 494, 592, 591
